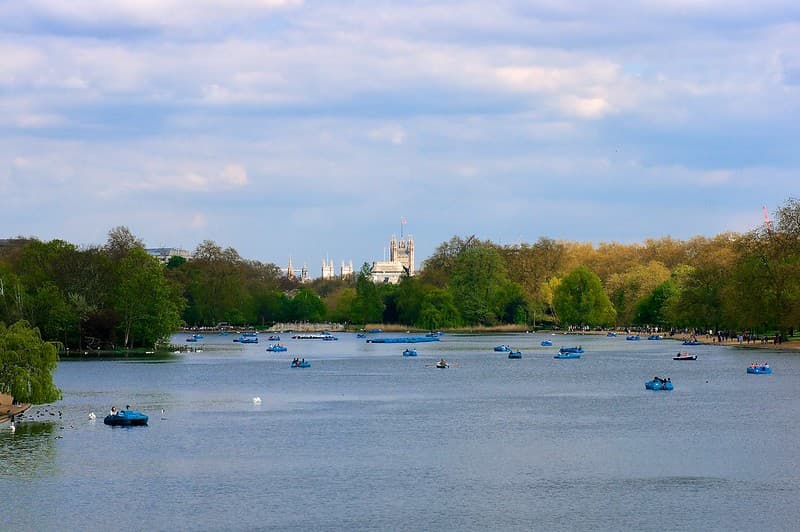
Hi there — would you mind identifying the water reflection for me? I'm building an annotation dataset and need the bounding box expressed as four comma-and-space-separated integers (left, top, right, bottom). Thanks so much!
0, 422, 58, 478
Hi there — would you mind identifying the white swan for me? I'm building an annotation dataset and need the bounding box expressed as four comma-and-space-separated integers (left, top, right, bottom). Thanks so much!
252, 397, 262, 404
88, 412, 96, 420
9, 421, 15, 432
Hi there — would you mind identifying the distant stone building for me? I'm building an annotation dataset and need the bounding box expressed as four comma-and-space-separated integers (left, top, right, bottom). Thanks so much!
370, 234, 415, 284
321, 259, 335, 280
340, 260, 354, 279
146, 247, 191, 264
286, 257, 310, 283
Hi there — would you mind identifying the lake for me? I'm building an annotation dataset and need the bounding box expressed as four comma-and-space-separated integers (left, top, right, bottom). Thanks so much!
2, 332, 798, 531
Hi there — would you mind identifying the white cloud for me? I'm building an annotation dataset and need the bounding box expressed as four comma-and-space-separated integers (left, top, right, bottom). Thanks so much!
221, 164, 249, 186
368, 125, 406, 145
18, 0, 302, 31
558, 96, 611, 119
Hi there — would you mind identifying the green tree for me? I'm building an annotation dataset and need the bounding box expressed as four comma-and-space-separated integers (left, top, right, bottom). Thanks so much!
351, 263, 383, 324
606, 261, 671, 325
418, 288, 460, 330
166, 256, 187, 269
325, 287, 356, 323
0, 321, 61, 404
419, 235, 486, 288
553, 266, 616, 326
449, 246, 510, 325
183, 241, 249, 326
396, 276, 426, 326
289, 288, 327, 322
633, 279, 680, 327
670, 237, 736, 331
113, 248, 184, 348
104, 226, 145, 261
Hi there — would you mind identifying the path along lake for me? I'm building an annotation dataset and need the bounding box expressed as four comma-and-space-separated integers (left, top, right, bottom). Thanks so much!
2, 332, 799, 531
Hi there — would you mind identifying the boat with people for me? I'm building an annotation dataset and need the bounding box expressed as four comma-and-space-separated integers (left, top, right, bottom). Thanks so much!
673, 352, 697, 360
104, 408, 149, 426
267, 335, 280, 341
236, 336, 259, 344
292, 333, 337, 340
507, 350, 522, 359
185, 336, 198, 342
291, 358, 311, 368
436, 358, 449, 369
647, 335, 663, 340
425, 331, 442, 337
366, 336, 439, 343
747, 362, 771, 374
402, 348, 418, 357
494, 345, 511, 352
554, 351, 581, 359
683, 338, 702, 345
606, 332, 617, 337
266, 344, 288, 352
626, 335, 640, 341
559, 346, 584, 354
540, 340, 553, 347
356, 333, 367, 338
645, 377, 673, 391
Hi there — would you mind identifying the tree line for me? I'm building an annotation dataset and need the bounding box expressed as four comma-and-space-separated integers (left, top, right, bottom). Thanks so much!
1, 198, 799, 352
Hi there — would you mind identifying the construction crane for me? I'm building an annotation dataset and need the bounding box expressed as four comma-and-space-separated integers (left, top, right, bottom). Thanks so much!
763, 205, 774, 233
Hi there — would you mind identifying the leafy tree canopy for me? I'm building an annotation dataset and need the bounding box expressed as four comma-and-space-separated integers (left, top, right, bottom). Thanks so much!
0, 321, 61, 404
553, 266, 616, 327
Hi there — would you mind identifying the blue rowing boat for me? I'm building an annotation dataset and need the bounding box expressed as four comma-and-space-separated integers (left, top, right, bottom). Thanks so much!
366, 337, 439, 343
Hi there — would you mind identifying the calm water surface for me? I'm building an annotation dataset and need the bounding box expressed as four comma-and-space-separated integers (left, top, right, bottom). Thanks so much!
2, 333, 799, 531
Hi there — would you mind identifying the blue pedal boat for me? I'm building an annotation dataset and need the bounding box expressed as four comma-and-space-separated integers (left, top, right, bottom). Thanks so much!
508, 351, 522, 359
291, 360, 311, 368
747, 364, 771, 374
403, 348, 418, 357
540, 340, 553, 347
493, 345, 511, 352
104, 410, 148, 426
266, 344, 288, 352
645, 379, 673, 391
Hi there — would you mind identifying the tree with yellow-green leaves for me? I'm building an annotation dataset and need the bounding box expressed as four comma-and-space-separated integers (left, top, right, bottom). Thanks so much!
0, 320, 61, 404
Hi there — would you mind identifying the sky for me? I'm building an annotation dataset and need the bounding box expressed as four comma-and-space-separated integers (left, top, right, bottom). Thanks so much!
2, 1, 799, 275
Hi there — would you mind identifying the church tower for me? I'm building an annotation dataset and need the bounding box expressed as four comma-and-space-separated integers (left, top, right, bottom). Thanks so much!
287, 257, 295, 279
